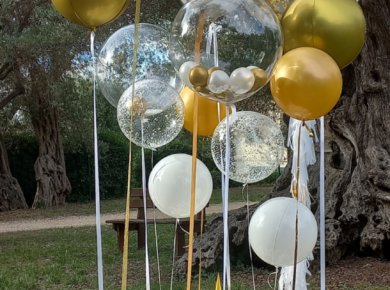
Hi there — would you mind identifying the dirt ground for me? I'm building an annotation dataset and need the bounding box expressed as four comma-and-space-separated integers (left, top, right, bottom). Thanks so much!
0, 201, 256, 233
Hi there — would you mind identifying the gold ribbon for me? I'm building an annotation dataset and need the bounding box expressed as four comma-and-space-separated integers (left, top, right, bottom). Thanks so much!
121, 0, 141, 289
186, 12, 206, 290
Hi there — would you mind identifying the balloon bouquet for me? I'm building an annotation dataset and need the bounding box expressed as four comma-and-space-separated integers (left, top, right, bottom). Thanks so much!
51, 0, 366, 289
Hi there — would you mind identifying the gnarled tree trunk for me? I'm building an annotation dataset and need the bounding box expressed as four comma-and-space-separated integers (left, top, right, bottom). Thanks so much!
176, 0, 390, 273
0, 132, 28, 211
31, 106, 71, 208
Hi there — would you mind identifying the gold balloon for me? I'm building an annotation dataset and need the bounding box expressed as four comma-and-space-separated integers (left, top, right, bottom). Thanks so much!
189, 66, 209, 88
282, 0, 366, 68
180, 87, 229, 136
249, 68, 268, 92
270, 47, 342, 121
52, 0, 131, 30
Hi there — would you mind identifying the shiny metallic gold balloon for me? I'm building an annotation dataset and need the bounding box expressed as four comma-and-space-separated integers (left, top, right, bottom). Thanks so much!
180, 86, 228, 136
249, 68, 268, 92
189, 66, 209, 88
270, 47, 342, 121
52, 0, 131, 30
282, 0, 366, 68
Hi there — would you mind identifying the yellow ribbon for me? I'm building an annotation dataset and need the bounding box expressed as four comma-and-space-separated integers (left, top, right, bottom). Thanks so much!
121, 0, 141, 289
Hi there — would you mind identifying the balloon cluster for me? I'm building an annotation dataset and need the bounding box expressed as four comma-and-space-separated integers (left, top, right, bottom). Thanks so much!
180, 63, 268, 98
269, 0, 366, 121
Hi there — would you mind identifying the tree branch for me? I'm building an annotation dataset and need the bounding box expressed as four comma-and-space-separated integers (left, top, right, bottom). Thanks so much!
0, 62, 12, 80
0, 62, 25, 110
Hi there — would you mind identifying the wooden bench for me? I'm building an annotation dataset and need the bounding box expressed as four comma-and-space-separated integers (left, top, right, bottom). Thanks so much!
106, 188, 207, 257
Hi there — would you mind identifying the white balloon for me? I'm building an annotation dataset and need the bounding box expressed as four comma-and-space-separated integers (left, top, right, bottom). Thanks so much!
148, 154, 213, 219
249, 197, 318, 267
179, 61, 198, 88
229, 67, 255, 94
208, 70, 230, 94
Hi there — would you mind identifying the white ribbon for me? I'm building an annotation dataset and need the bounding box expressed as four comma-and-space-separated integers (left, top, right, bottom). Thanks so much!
91, 31, 104, 290
141, 121, 151, 290
320, 116, 326, 290
279, 118, 317, 290
223, 105, 232, 290
206, 22, 221, 67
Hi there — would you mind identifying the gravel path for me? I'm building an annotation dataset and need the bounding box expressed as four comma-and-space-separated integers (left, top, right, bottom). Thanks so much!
0, 202, 256, 234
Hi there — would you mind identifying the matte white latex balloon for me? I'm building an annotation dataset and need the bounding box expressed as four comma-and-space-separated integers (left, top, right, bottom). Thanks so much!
249, 197, 318, 267
148, 154, 213, 219
211, 111, 284, 184
179, 61, 198, 88
229, 67, 255, 94
97, 23, 183, 107
117, 79, 185, 149
208, 70, 230, 94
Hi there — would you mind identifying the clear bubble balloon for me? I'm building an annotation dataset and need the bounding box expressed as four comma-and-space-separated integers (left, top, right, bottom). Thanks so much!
170, 0, 283, 104
211, 111, 284, 184
97, 23, 183, 107
249, 197, 318, 267
148, 154, 213, 219
117, 79, 185, 149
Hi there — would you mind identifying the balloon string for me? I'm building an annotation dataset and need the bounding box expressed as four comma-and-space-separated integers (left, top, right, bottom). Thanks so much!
170, 219, 179, 290
320, 116, 326, 290
194, 12, 207, 64
186, 91, 199, 290
292, 124, 302, 290
121, 0, 141, 289
242, 184, 256, 290
198, 208, 205, 290
141, 122, 151, 290
223, 105, 231, 290
90, 30, 104, 290
267, 268, 278, 289
151, 151, 162, 290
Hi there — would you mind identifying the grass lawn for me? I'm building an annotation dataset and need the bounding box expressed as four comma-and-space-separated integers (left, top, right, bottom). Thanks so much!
0, 225, 388, 290
0, 186, 272, 223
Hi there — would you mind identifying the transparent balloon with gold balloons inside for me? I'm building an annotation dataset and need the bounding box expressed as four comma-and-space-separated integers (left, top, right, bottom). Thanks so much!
117, 79, 185, 149
97, 23, 183, 108
211, 111, 285, 184
170, 0, 283, 104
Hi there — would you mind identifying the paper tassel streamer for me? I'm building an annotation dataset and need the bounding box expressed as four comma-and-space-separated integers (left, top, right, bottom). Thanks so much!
215, 274, 222, 290
279, 118, 318, 290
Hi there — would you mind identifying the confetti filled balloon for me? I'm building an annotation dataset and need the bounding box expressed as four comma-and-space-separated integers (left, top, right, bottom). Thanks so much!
211, 111, 284, 184
270, 47, 342, 121
97, 24, 183, 107
170, 0, 283, 104
282, 0, 366, 68
117, 79, 185, 149
180, 86, 229, 136
249, 197, 318, 267
148, 154, 213, 219
52, 0, 131, 30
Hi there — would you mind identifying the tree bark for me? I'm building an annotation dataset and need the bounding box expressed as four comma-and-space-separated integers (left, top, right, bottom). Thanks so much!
0, 133, 28, 212
175, 0, 390, 273
31, 106, 71, 208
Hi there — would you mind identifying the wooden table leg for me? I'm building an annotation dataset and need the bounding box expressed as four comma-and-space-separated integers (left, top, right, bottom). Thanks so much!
175, 231, 186, 257
138, 223, 145, 249
115, 224, 125, 252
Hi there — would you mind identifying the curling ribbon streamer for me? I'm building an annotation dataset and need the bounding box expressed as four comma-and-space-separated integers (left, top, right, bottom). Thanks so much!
141, 121, 151, 290
243, 184, 256, 290
320, 117, 326, 290
279, 118, 317, 290
90, 30, 104, 290
121, 0, 141, 289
